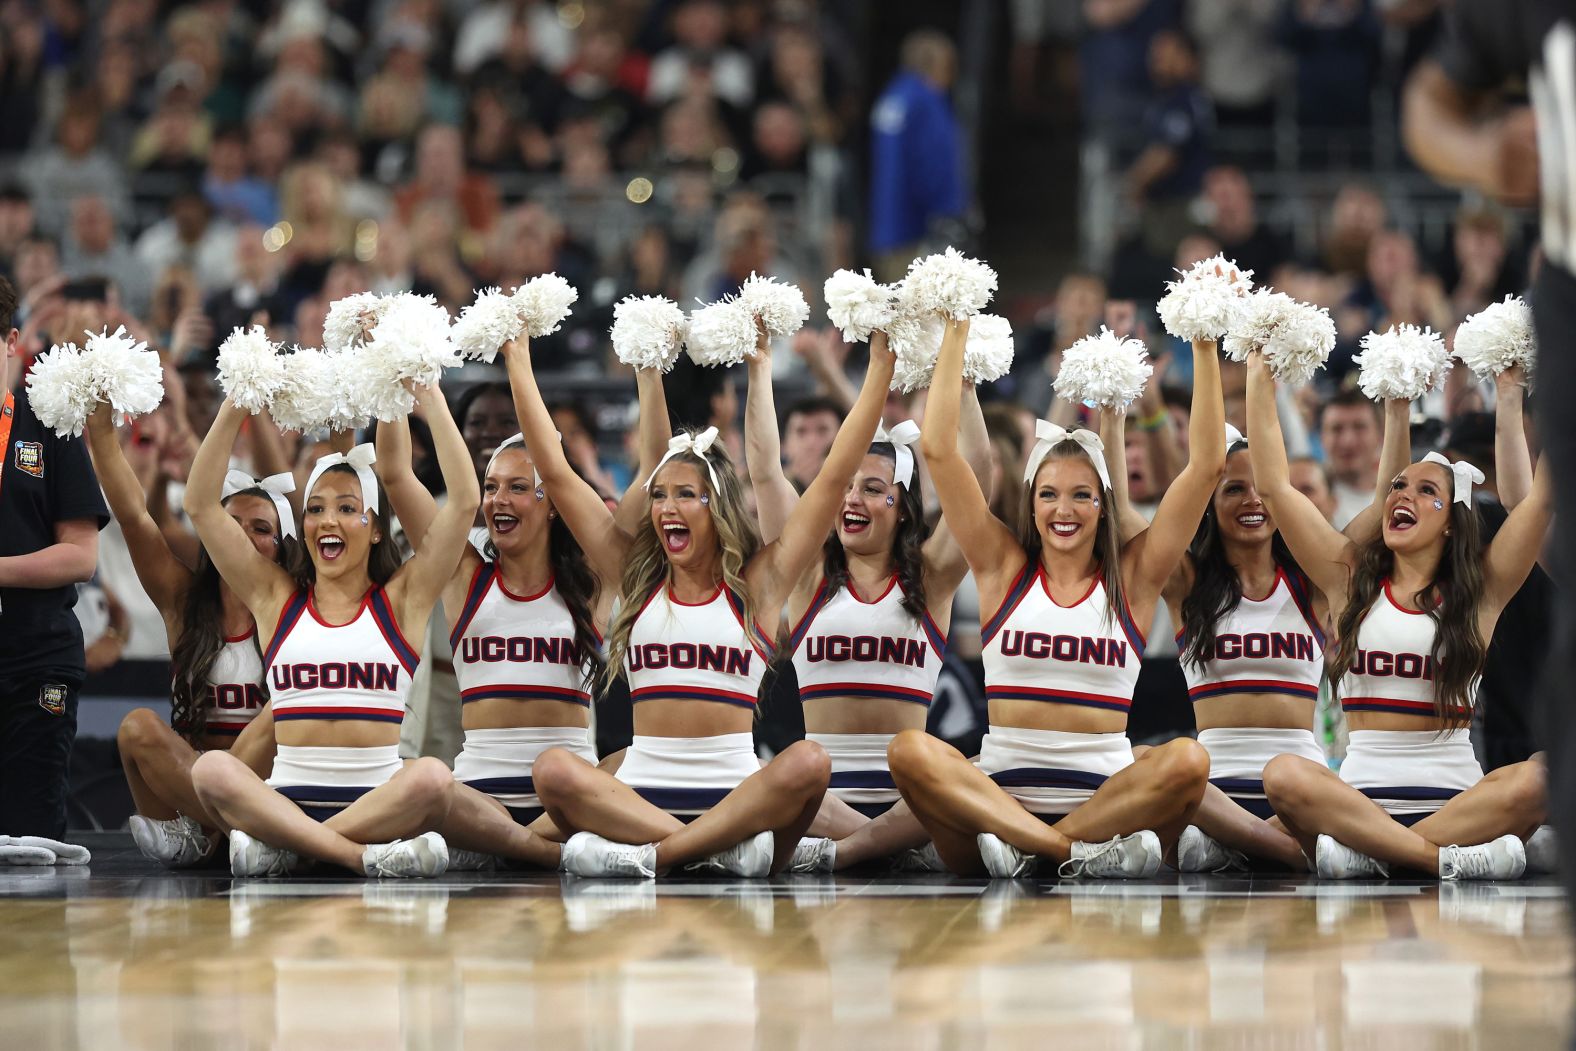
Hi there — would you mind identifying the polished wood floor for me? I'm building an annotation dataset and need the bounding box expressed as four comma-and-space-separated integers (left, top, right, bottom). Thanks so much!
0, 835, 1570, 1050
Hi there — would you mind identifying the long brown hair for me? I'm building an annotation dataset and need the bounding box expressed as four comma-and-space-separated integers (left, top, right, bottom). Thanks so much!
820, 443, 929, 620
600, 439, 764, 693
1328, 499, 1486, 726
1012, 440, 1126, 629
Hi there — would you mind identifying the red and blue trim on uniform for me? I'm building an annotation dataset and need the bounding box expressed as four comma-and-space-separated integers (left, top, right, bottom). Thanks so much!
461, 684, 591, 706
1281, 567, 1326, 646
369, 587, 420, 674
1340, 696, 1470, 717
787, 579, 834, 653
1189, 679, 1321, 703
262, 591, 310, 669
980, 562, 1037, 648
274, 784, 375, 822
274, 705, 405, 724
449, 561, 497, 650
631, 686, 760, 709
1115, 590, 1147, 657
799, 681, 933, 706
985, 684, 1132, 712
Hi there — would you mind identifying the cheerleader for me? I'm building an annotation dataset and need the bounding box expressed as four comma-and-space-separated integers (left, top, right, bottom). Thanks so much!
84, 403, 290, 867
1141, 396, 1408, 871
1249, 353, 1550, 879
371, 364, 669, 868
515, 331, 895, 877
739, 326, 991, 871
888, 320, 1225, 879
181, 381, 478, 878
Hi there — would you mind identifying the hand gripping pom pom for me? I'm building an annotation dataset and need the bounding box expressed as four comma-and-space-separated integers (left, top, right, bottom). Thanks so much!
962, 314, 1015, 384
738, 274, 809, 337
886, 312, 945, 393
611, 295, 688, 372
1156, 253, 1254, 341
451, 287, 524, 363
513, 273, 579, 338
685, 298, 758, 367
824, 269, 896, 344
1223, 291, 1334, 387
1453, 294, 1536, 382
1054, 327, 1154, 411
901, 247, 998, 320
217, 326, 286, 413
358, 293, 460, 421
323, 292, 387, 353
1354, 324, 1452, 401
24, 342, 95, 437
83, 327, 164, 419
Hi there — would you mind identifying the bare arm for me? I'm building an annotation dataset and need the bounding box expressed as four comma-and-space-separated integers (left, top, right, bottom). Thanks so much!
1244, 352, 1356, 598
745, 329, 800, 545
1482, 459, 1553, 616
388, 382, 482, 622
375, 415, 440, 550
923, 381, 993, 591
611, 366, 674, 538
503, 339, 630, 587
182, 400, 296, 622
1402, 61, 1538, 206
1494, 367, 1533, 509
0, 520, 98, 588
748, 332, 894, 609
247, 412, 299, 516
84, 404, 190, 612
1343, 399, 1411, 542
1098, 406, 1149, 545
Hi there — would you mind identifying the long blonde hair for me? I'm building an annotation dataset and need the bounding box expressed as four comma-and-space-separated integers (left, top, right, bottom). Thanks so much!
1013, 440, 1126, 630
599, 438, 765, 693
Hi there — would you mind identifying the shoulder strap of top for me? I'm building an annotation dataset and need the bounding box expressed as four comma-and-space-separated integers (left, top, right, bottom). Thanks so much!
448, 560, 498, 650
262, 591, 310, 668
981, 559, 1038, 648
370, 586, 421, 673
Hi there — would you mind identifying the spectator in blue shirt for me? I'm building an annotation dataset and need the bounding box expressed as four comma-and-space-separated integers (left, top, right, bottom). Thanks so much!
867, 30, 965, 280
1124, 28, 1213, 252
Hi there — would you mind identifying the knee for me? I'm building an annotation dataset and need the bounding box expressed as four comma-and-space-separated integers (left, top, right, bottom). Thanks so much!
887, 729, 945, 782
116, 708, 166, 755
1507, 761, 1548, 819
1261, 754, 1317, 810
190, 750, 244, 804
397, 757, 455, 806
533, 747, 591, 804
768, 740, 830, 798
1150, 738, 1209, 797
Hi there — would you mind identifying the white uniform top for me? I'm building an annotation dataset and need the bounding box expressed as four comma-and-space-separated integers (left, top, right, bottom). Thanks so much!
448, 562, 597, 706
789, 574, 945, 706
264, 587, 417, 725
980, 563, 1145, 714
625, 583, 769, 710
201, 628, 268, 737
1179, 568, 1324, 704
1339, 579, 1466, 718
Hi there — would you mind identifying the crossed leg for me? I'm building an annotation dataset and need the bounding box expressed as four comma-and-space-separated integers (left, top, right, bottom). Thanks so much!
1262, 754, 1546, 874
887, 730, 1208, 875
119, 706, 278, 827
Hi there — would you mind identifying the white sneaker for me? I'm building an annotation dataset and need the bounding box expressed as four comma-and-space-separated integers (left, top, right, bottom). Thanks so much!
977, 833, 1034, 878
891, 842, 948, 873
1176, 825, 1249, 873
559, 832, 657, 879
130, 815, 214, 868
688, 831, 775, 878
1439, 835, 1526, 882
229, 830, 300, 877
788, 836, 836, 874
362, 832, 449, 878
1314, 834, 1389, 879
1525, 825, 1558, 875
1057, 831, 1163, 880
446, 848, 498, 872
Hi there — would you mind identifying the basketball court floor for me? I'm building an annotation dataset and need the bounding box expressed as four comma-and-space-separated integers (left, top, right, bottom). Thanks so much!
2, 833, 1569, 1049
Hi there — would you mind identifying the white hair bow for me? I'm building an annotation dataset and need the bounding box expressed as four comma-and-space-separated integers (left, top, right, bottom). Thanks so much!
1024, 420, 1111, 493
222, 469, 297, 539
645, 427, 721, 491
1225, 423, 1245, 452
875, 419, 922, 487
1421, 451, 1485, 505
486, 432, 556, 488
305, 443, 380, 514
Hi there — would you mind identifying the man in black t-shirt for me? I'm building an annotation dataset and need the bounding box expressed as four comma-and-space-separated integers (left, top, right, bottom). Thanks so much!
0, 276, 109, 838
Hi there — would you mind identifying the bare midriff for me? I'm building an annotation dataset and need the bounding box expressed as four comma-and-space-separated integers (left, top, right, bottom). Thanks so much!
462, 698, 591, 731
633, 699, 756, 738
276, 721, 402, 748
802, 696, 929, 735
1192, 693, 1317, 732
988, 700, 1127, 735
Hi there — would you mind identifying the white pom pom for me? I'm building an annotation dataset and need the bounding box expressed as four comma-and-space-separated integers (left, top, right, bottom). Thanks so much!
886, 313, 945, 393
685, 298, 758, 367
1054, 327, 1154, 411
451, 287, 525, 363
83, 326, 164, 419
962, 314, 1015, 384
1222, 290, 1295, 363
824, 269, 896, 343
1453, 294, 1536, 381
738, 273, 809, 337
217, 326, 286, 413
359, 293, 460, 421
24, 342, 95, 437
271, 347, 364, 433
1156, 253, 1254, 341
513, 273, 579, 338
901, 247, 998, 320
1223, 291, 1334, 387
611, 295, 688, 372
323, 292, 387, 353
1354, 324, 1451, 401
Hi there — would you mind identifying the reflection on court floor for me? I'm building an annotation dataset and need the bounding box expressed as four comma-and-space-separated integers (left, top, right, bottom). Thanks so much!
0, 838, 1569, 1049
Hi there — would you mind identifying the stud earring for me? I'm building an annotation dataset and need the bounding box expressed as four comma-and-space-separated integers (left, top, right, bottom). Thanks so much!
548, 510, 558, 520
535, 487, 546, 501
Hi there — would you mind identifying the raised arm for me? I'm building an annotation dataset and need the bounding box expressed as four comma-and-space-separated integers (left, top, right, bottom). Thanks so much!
1125, 338, 1226, 596
1343, 398, 1411, 541
921, 381, 993, 591
1494, 366, 1532, 509
85, 404, 190, 613
503, 338, 631, 587
182, 400, 296, 623
748, 331, 893, 607
1482, 456, 1552, 616
919, 318, 1024, 593
744, 328, 800, 544
1244, 353, 1357, 598
387, 382, 481, 624
1097, 406, 1149, 545
375, 414, 440, 550
611, 366, 674, 538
